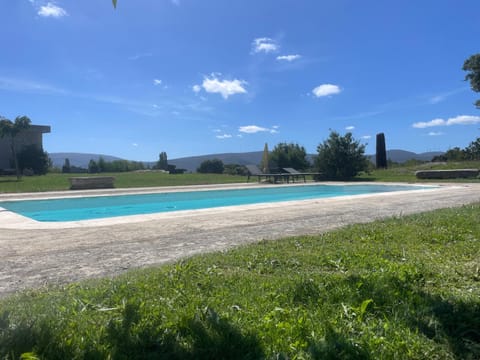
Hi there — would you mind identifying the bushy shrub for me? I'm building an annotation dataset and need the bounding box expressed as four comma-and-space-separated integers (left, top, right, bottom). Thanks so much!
197, 159, 224, 174
224, 164, 248, 176
269, 142, 310, 171
88, 159, 99, 173
17, 145, 49, 175
315, 131, 369, 180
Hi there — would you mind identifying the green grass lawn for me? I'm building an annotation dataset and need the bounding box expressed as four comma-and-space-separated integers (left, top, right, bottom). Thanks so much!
0, 172, 247, 193
0, 160, 479, 193
1, 204, 479, 359
359, 160, 480, 183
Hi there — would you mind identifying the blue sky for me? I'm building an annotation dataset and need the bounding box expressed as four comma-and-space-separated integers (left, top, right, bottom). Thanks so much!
1, 0, 479, 161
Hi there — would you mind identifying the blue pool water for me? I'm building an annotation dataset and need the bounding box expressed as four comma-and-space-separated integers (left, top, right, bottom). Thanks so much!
0, 184, 432, 222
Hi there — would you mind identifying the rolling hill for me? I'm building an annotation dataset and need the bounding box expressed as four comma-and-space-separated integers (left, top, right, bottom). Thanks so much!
50, 150, 444, 172
49, 153, 124, 169
366, 149, 444, 164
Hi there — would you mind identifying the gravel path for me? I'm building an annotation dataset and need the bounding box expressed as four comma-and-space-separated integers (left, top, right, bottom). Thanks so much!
1, 183, 479, 298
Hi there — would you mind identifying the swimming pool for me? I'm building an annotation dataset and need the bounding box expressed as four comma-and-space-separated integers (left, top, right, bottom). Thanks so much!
0, 184, 434, 222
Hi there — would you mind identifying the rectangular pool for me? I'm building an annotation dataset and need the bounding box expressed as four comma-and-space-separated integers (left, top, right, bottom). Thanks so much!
0, 184, 433, 222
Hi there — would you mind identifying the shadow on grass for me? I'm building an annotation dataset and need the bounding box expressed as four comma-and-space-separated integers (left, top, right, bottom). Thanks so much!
342, 274, 479, 359
413, 295, 480, 357
106, 304, 264, 359
288, 272, 479, 358
0, 304, 264, 360
1, 273, 478, 359
307, 324, 371, 359
367, 276, 478, 358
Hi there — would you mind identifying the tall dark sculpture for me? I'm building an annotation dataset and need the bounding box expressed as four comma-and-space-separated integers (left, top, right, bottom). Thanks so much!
376, 133, 387, 169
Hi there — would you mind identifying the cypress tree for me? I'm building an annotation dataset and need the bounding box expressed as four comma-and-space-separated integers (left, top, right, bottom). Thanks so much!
376, 133, 387, 169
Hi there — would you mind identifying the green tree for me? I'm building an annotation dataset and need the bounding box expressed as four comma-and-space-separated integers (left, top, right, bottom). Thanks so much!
431, 154, 447, 162
98, 156, 107, 173
224, 164, 248, 176
375, 133, 387, 169
465, 137, 480, 160
62, 158, 71, 173
0, 115, 32, 180
269, 142, 310, 171
88, 159, 99, 173
197, 159, 224, 174
261, 143, 270, 173
315, 131, 369, 180
17, 145, 49, 175
444, 147, 466, 161
157, 151, 168, 171
463, 53, 480, 108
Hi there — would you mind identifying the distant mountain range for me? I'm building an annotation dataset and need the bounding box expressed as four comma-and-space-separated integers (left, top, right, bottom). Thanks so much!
368, 150, 444, 164
49, 153, 124, 169
50, 150, 444, 172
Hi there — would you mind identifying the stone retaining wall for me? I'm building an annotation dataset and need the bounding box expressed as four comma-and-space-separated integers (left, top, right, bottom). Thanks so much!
415, 169, 479, 179
69, 176, 115, 190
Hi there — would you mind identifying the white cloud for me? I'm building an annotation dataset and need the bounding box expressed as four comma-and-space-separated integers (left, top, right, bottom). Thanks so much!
345, 126, 355, 130
252, 37, 278, 53
447, 115, 480, 126
428, 131, 444, 136
192, 84, 201, 93
128, 53, 153, 61
239, 125, 267, 133
312, 84, 341, 98
216, 134, 232, 139
412, 118, 445, 128
201, 75, 247, 99
238, 125, 278, 134
428, 87, 467, 104
153, 79, 162, 86
429, 95, 445, 104
412, 115, 480, 128
132, 143, 139, 147
38, 2, 67, 17
276, 54, 301, 62
361, 135, 372, 140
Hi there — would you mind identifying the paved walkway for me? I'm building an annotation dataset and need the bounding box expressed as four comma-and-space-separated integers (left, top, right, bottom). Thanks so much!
1, 182, 479, 298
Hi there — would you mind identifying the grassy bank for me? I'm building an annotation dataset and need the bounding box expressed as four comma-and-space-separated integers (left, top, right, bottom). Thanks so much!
1, 204, 479, 359
1, 160, 479, 193
360, 160, 480, 182
0, 161, 480, 193
0, 172, 246, 193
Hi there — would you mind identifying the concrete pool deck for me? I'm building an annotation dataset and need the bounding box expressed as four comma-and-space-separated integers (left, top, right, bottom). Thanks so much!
1, 182, 479, 298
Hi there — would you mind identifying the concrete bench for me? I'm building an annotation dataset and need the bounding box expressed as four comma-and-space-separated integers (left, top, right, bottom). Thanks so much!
415, 169, 479, 179
69, 176, 115, 190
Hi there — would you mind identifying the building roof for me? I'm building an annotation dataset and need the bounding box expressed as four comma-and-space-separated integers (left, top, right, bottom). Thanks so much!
27, 125, 51, 133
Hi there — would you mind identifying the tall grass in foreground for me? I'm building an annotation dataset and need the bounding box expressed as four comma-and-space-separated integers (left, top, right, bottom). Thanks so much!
1, 205, 480, 359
